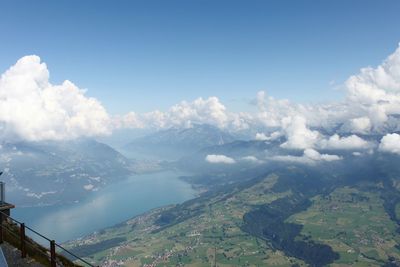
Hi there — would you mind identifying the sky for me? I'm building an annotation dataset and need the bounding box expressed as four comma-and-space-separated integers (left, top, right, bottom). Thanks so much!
1, 0, 400, 160
1, 0, 400, 115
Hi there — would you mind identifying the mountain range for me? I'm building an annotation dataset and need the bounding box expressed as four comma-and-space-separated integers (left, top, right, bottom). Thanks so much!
0, 139, 133, 206
124, 124, 237, 160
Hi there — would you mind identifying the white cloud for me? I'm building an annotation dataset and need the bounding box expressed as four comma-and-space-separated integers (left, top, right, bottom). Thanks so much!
379, 133, 400, 155
117, 97, 230, 130
280, 116, 320, 149
344, 44, 400, 130
83, 184, 95, 191
253, 45, 400, 136
0, 56, 111, 141
304, 148, 342, 162
241, 156, 263, 163
168, 97, 229, 127
256, 92, 299, 128
113, 112, 144, 129
256, 91, 266, 112
205, 154, 236, 164
319, 134, 371, 150
346, 44, 400, 100
255, 133, 268, 141
347, 117, 372, 134
272, 148, 342, 165
255, 131, 281, 141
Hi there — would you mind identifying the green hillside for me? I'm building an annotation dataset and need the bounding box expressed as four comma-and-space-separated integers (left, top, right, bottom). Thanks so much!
64, 168, 400, 267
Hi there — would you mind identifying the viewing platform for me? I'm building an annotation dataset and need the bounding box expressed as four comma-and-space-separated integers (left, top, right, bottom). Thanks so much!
0, 182, 15, 216
0, 181, 14, 216
0, 204, 15, 217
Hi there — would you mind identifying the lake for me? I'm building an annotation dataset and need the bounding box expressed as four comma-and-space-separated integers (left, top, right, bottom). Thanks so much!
11, 170, 196, 243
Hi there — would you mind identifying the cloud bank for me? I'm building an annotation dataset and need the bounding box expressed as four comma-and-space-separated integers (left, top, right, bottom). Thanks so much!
272, 148, 342, 165
118, 44, 400, 141
319, 134, 371, 150
2, 43, 400, 154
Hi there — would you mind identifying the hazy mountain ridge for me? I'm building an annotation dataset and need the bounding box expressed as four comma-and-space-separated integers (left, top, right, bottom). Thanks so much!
124, 124, 238, 160
0, 139, 134, 206
175, 133, 381, 175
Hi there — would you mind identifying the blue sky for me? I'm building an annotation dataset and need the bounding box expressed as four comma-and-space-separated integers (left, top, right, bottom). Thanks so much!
1, 0, 400, 114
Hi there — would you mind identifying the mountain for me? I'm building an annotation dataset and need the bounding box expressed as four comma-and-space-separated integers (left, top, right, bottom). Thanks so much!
0, 139, 134, 206
124, 124, 237, 160
176, 138, 283, 173
65, 153, 400, 267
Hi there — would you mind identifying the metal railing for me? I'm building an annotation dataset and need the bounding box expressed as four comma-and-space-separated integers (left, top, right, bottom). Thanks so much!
0, 210, 99, 267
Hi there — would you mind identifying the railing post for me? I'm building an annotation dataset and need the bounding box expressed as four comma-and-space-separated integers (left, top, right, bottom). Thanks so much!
0, 182, 5, 205
20, 223, 26, 258
50, 240, 56, 267
0, 213, 3, 244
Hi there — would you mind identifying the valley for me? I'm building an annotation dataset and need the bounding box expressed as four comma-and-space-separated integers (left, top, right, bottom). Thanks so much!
287, 187, 400, 266
2, 126, 400, 267
63, 159, 400, 266
65, 174, 304, 267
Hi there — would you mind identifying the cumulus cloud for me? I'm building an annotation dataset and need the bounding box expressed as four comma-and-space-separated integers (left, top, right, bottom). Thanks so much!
346, 45, 400, 101
272, 148, 342, 165
379, 133, 400, 155
344, 44, 400, 130
280, 116, 320, 149
255, 91, 299, 128
117, 97, 232, 130
253, 45, 400, 137
345, 117, 372, 134
205, 154, 236, 164
0, 56, 111, 141
168, 97, 229, 127
319, 134, 371, 150
255, 132, 268, 141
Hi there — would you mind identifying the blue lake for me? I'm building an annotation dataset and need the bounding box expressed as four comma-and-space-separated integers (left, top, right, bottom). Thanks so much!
12, 170, 196, 243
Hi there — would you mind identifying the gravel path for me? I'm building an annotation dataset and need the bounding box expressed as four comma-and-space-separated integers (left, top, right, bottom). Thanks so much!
0, 242, 44, 267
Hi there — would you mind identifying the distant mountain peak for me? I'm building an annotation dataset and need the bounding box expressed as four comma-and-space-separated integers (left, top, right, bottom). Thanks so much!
124, 123, 238, 160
